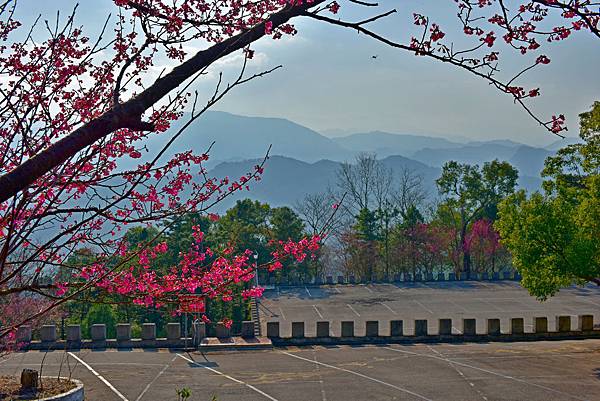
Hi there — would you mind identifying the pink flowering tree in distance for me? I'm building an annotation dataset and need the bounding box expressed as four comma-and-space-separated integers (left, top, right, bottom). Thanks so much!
0, 0, 598, 346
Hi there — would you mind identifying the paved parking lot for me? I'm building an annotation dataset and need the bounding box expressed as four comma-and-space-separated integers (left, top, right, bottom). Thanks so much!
2, 340, 600, 400
259, 282, 600, 337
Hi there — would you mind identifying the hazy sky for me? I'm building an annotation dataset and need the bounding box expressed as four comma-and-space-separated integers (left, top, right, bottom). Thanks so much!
13, 0, 600, 146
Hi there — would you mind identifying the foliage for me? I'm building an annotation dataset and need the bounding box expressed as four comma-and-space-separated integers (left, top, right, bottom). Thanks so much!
498, 102, 600, 299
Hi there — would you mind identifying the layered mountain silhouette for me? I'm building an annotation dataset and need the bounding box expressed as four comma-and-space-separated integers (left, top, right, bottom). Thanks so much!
138, 110, 581, 210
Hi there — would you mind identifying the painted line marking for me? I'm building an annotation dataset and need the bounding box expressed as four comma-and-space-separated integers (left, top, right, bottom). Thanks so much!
278, 307, 287, 320
313, 305, 324, 319
177, 354, 279, 401
380, 302, 397, 315
280, 351, 432, 401
347, 304, 360, 317
0, 354, 14, 365
135, 355, 176, 401
363, 285, 374, 293
382, 347, 587, 401
68, 352, 129, 401
305, 286, 312, 297
333, 287, 342, 294
413, 300, 434, 315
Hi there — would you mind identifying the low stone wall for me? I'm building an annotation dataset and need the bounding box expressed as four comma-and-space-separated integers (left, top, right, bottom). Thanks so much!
16, 321, 255, 350
266, 315, 599, 345
273, 272, 521, 287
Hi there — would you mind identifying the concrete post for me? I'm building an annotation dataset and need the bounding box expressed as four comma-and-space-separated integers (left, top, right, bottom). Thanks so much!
193, 322, 206, 341
510, 318, 524, 335
415, 320, 428, 336
514, 272, 522, 281
91, 324, 106, 341
116, 324, 131, 341
40, 325, 57, 342
439, 319, 452, 335
437, 273, 445, 281
341, 321, 354, 337
448, 272, 456, 281
266, 322, 280, 338
141, 323, 156, 340
481, 272, 489, 280
390, 320, 403, 336
349, 275, 356, 284
241, 321, 255, 338
337, 276, 345, 285
292, 322, 305, 338
492, 272, 500, 280
66, 325, 81, 342
487, 319, 501, 336
393, 273, 401, 282
326, 276, 333, 285
463, 319, 476, 336
365, 321, 379, 337
16, 325, 32, 343
534, 317, 548, 333
166, 323, 181, 340
556, 315, 571, 332
503, 271, 512, 280
578, 315, 594, 331
215, 323, 230, 338
316, 321, 330, 338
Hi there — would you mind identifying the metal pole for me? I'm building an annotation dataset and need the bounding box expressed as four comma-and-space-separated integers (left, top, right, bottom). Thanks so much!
184, 313, 188, 350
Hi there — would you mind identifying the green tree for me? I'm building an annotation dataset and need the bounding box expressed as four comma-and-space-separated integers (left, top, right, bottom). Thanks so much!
436, 160, 518, 276
83, 304, 117, 339
497, 102, 600, 299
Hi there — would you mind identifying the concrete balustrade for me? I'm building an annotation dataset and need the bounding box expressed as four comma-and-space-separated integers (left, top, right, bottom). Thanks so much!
492, 272, 500, 280
463, 319, 476, 336
425, 273, 434, 282
481, 272, 489, 280
365, 321, 379, 337
67, 325, 81, 342
511, 318, 524, 335
341, 321, 354, 337
91, 324, 106, 342
193, 321, 206, 340
448, 273, 456, 281
487, 319, 501, 336
415, 320, 428, 336
167, 323, 181, 340
40, 325, 57, 342
414, 274, 423, 282
579, 315, 594, 331
403, 274, 412, 282
534, 317, 548, 333
503, 272, 512, 280
556, 316, 571, 332
349, 275, 356, 284
292, 322, 305, 338
116, 324, 131, 341
326, 276, 333, 285
390, 320, 403, 336
393, 273, 401, 282
337, 276, 344, 284
439, 319, 452, 335
316, 321, 330, 338
17, 325, 32, 343
141, 323, 156, 340
266, 322, 280, 338
437, 273, 445, 281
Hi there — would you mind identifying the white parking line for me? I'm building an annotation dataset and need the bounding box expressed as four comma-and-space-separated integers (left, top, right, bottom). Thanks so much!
280, 351, 432, 401
177, 354, 279, 401
333, 287, 342, 294
68, 352, 129, 401
363, 285, 374, 293
347, 304, 361, 317
380, 302, 397, 315
382, 347, 587, 401
135, 355, 176, 401
305, 286, 312, 297
413, 300, 434, 315
278, 307, 287, 320
313, 305, 324, 319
